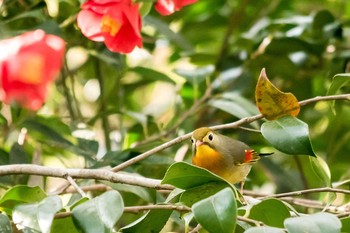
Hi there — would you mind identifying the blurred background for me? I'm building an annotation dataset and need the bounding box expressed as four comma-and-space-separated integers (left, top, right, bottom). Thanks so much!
1, 0, 350, 228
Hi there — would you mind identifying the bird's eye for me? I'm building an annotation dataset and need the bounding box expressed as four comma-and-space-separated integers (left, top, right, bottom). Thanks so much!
191, 139, 194, 143
208, 133, 213, 141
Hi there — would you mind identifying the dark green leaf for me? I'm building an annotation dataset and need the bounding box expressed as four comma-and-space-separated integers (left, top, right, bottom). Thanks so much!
180, 182, 228, 207
161, 162, 226, 189
130, 66, 176, 84
0, 213, 12, 233
261, 116, 316, 156
22, 119, 74, 148
248, 199, 291, 228
51, 217, 80, 233
120, 208, 172, 233
9, 143, 29, 165
192, 187, 237, 233
13, 195, 62, 233
144, 15, 194, 52
284, 212, 341, 233
72, 190, 123, 233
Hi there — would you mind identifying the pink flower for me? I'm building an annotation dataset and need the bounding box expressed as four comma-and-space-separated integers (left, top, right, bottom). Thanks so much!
77, 0, 142, 54
155, 0, 197, 16
0, 30, 65, 111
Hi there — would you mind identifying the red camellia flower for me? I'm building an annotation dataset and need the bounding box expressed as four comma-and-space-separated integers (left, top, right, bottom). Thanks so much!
0, 30, 65, 111
77, 0, 142, 54
155, 0, 197, 16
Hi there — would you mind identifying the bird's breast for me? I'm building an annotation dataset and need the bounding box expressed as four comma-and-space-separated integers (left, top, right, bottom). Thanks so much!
192, 144, 228, 176
192, 144, 252, 184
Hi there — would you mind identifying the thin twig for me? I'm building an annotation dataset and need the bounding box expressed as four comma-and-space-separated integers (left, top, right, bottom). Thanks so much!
124, 204, 191, 214
112, 94, 350, 172
260, 187, 350, 199
66, 176, 87, 198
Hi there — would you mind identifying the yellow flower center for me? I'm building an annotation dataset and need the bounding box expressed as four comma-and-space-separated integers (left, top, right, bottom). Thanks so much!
101, 15, 121, 37
18, 55, 44, 84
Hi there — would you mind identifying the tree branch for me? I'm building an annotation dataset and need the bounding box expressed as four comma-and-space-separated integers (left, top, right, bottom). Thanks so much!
0, 164, 173, 190
112, 94, 350, 172
258, 187, 350, 199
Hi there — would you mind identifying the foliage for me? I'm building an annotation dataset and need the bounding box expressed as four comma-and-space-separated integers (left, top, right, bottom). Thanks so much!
0, 0, 350, 232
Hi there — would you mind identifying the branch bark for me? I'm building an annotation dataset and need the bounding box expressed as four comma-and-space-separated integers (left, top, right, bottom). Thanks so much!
0, 164, 173, 190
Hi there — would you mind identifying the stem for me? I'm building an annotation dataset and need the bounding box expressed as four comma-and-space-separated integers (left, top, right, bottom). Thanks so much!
214, 0, 251, 72
60, 67, 76, 121
94, 57, 112, 151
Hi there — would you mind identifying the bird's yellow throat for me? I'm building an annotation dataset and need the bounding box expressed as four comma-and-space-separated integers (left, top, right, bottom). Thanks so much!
192, 144, 227, 176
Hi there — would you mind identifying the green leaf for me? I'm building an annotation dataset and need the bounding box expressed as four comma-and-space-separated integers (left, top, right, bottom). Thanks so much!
144, 15, 194, 52
22, 119, 74, 148
13, 195, 62, 233
120, 208, 172, 233
309, 156, 331, 187
327, 73, 350, 113
161, 162, 226, 189
72, 190, 124, 233
192, 187, 237, 233
0, 185, 47, 215
327, 73, 350, 96
106, 182, 154, 203
341, 216, 350, 233
261, 116, 316, 156
174, 65, 214, 85
130, 66, 176, 84
248, 199, 291, 228
244, 226, 285, 233
284, 212, 341, 233
180, 182, 228, 207
51, 217, 80, 233
0, 213, 12, 233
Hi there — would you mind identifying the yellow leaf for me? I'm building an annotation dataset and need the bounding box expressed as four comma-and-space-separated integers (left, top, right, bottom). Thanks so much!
255, 68, 300, 120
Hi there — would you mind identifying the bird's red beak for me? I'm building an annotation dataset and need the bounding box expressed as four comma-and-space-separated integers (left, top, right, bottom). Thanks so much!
196, 140, 204, 147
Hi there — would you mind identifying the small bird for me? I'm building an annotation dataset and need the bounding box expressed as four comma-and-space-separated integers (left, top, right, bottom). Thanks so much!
191, 127, 272, 191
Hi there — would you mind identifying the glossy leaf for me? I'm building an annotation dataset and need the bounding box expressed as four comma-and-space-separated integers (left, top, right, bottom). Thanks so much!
261, 116, 316, 156
327, 73, 350, 112
309, 156, 331, 186
0, 185, 46, 215
161, 162, 226, 189
72, 190, 124, 233
255, 68, 300, 120
13, 195, 62, 233
180, 182, 228, 207
120, 208, 172, 233
192, 187, 237, 233
284, 212, 341, 233
244, 226, 285, 233
248, 199, 291, 228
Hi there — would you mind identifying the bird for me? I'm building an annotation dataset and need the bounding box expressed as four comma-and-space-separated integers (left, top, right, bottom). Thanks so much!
191, 127, 273, 192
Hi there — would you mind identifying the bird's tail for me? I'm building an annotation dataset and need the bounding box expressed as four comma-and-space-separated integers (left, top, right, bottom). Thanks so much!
258, 152, 274, 157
